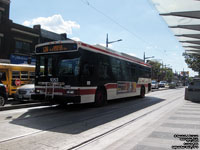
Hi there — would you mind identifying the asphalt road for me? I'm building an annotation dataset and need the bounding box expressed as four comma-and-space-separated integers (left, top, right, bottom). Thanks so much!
0, 88, 195, 150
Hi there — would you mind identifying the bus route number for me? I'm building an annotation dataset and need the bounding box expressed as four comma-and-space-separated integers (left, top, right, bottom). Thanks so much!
43, 45, 68, 53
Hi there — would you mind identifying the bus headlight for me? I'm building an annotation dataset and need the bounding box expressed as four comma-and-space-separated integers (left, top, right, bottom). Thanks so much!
66, 90, 75, 94
30, 89, 35, 93
35, 89, 40, 93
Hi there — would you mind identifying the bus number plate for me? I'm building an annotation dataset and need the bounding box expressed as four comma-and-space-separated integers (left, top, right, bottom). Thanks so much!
50, 78, 59, 83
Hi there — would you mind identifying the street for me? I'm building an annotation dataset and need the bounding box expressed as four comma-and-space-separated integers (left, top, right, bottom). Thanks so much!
0, 88, 199, 150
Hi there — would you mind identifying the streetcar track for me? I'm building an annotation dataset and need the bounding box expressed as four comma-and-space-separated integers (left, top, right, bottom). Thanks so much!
0, 97, 161, 143
0, 95, 161, 123
0, 97, 155, 143
0, 90, 183, 145
67, 95, 183, 150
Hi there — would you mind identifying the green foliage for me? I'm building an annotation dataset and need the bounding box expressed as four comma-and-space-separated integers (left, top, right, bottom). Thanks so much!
148, 60, 161, 80
148, 60, 173, 82
183, 53, 200, 75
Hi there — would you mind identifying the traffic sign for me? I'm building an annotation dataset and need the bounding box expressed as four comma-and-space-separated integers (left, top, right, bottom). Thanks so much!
15, 79, 21, 86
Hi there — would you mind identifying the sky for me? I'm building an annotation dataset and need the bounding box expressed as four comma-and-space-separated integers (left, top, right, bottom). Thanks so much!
10, 0, 198, 77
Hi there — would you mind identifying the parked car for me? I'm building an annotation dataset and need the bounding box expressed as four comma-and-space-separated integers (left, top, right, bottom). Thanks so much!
0, 83, 7, 106
151, 80, 159, 89
169, 82, 176, 89
159, 81, 167, 88
15, 84, 35, 101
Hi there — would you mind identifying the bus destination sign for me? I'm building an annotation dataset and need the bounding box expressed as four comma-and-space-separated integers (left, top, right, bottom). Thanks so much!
36, 43, 78, 53
43, 45, 67, 53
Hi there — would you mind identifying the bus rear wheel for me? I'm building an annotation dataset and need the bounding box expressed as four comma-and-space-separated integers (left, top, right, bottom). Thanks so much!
94, 89, 106, 107
140, 86, 145, 98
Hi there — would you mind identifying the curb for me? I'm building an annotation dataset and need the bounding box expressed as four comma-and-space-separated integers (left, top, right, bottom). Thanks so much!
0, 102, 49, 111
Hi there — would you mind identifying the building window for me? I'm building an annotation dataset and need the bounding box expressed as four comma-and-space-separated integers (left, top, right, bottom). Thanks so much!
15, 40, 31, 54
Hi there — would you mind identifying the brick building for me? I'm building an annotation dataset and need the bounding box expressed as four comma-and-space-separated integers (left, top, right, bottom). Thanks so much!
0, 0, 68, 64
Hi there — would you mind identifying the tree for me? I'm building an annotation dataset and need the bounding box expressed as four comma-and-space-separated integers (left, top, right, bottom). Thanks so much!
183, 53, 200, 75
147, 60, 161, 80
164, 68, 174, 82
147, 60, 174, 82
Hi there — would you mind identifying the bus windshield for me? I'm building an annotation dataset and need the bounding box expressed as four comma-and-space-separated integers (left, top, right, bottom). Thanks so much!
36, 54, 80, 79
57, 58, 80, 77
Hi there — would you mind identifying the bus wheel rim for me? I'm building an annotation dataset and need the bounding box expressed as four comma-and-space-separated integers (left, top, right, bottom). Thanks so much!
0, 96, 5, 106
141, 88, 145, 97
97, 92, 103, 102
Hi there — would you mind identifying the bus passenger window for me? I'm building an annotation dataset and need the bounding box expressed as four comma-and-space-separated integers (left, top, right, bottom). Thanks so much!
99, 63, 109, 80
82, 63, 94, 76
0, 71, 6, 81
83, 64, 89, 76
21, 71, 28, 80
40, 56, 45, 76
48, 57, 52, 76
29, 72, 35, 79
12, 71, 20, 79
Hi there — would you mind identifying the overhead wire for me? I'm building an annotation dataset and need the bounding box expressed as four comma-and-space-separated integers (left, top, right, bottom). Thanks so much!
80, 0, 156, 48
80, 0, 180, 64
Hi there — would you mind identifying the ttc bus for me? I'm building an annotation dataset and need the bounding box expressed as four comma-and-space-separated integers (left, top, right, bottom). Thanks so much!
33, 40, 151, 106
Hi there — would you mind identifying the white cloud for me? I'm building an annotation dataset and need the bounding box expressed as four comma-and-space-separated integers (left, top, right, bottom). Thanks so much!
23, 14, 80, 34
71, 37, 81, 41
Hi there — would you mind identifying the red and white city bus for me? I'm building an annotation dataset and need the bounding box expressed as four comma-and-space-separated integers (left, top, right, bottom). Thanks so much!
33, 40, 151, 106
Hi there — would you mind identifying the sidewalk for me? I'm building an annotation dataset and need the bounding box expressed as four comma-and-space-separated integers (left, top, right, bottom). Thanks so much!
132, 100, 200, 150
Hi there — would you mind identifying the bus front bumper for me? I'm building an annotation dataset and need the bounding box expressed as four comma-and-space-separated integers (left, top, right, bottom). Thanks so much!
31, 94, 81, 104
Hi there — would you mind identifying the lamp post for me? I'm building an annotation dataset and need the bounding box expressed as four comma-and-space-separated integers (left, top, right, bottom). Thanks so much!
143, 52, 154, 63
106, 34, 122, 48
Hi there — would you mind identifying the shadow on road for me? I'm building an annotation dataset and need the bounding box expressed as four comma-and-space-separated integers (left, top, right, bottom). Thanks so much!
10, 96, 165, 135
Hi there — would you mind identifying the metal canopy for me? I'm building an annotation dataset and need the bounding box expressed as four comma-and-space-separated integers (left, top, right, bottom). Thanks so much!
180, 40, 200, 45
183, 45, 200, 49
170, 25, 200, 31
161, 11, 200, 19
151, 0, 200, 54
176, 34, 200, 39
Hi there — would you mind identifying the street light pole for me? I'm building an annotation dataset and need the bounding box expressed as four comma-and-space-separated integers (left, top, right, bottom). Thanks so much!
106, 33, 122, 48
106, 34, 109, 48
143, 52, 154, 62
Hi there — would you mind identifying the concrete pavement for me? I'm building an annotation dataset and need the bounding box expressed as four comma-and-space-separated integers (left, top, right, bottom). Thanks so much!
131, 100, 200, 150
77, 89, 200, 150
0, 88, 199, 150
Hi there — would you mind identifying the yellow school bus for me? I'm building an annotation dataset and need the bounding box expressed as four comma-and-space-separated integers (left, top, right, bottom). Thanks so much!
0, 63, 35, 96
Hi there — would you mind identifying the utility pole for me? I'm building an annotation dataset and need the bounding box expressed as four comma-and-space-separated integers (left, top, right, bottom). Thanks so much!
106, 33, 122, 48
143, 52, 154, 63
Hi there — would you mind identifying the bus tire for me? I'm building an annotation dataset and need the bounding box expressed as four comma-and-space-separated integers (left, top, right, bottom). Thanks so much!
0, 95, 6, 106
140, 86, 145, 98
94, 88, 107, 107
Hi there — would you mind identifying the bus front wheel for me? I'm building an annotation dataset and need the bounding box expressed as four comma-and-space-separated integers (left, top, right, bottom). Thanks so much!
140, 86, 145, 98
0, 95, 6, 106
94, 89, 106, 107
